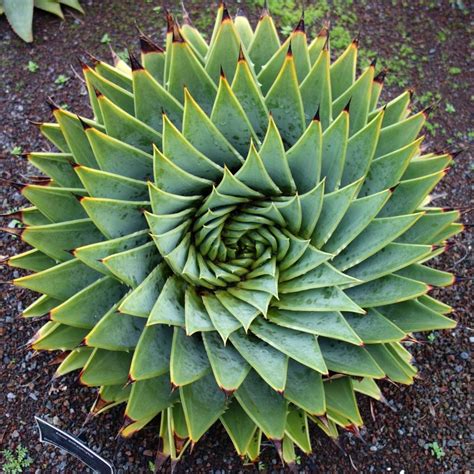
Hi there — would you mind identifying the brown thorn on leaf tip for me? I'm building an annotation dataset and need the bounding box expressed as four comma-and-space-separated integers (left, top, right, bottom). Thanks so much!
421, 99, 441, 117
370, 57, 377, 68
222, 6, 231, 22
352, 30, 360, 46
46, 97, 60, 112
323, 33, 330, 51
389, 183, 399, 193
272, 439, 283, 461
93, 87, 103, 98
77, 114, 91, 131
0, 210, 23, 222
408, 87, 415, 99
238, 45, 245, 62
219, 65, 226, 79
165, 9, 174, 33
286, 42, 293, 57
133, 20, 144, 37
318, 23, 329, 37
83, 50, 99, 65
128, 50, 144, 71
221, 387, 235, 397
172, 24, 185, 43
170, 382, 179, 392
294, 15, 305, 33
121, 415, 135, 431
139, 35, 164, 54
27, 119, 43, 128
447, 148, 465, 159
79, 338, 88, 347
261, 0, 270, 16
124, 374, 135, 387
343, 97, 352, 112
181, 1, 193, 25
374, 68, 388, 84
313, 106, 320, 122
0, 177, 26, 190
76, 56, 90, 71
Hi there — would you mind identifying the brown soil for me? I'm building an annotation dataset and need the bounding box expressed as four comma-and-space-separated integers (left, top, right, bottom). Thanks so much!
0, 1, 472, 472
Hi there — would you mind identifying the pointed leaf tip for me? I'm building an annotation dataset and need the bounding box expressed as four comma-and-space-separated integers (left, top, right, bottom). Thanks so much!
238, 45, 245, 62
313, 105, 321, 122
222, 6, 232, 22
139, 35, 163, 54
77, 56, 90, 70
374, 68, 387, 83
352, 31, 360, 46
128, 51, 144, 71
46, 97, 60, 112
77, 114, 92, 130
343, 97, 352, 112
181, 1, 192, 25
294, 16, 305, 33
260, 0, 270, 18
93, 87, 103, 98
172, 24, 185, 43
165, 9, 175, 33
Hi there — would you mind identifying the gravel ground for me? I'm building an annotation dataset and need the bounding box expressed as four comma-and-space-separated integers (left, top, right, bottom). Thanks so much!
0, 1, 472, 472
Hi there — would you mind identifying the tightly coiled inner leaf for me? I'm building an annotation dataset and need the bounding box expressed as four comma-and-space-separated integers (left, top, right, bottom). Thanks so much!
5, 3, 460, 466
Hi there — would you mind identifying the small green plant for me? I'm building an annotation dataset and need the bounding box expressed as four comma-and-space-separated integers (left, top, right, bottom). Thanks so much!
10, 146, 22, 156
280, 25, 293, 36
448, 66, 462, 75
427, 441, 445, 460
54, 74, 70, 87
1, 445, 33, 474
427, 332, 437, 343
148, 460, 154, 472
100, 33, 111, 44
445, 103, 456, 113
26, 61, 39, 73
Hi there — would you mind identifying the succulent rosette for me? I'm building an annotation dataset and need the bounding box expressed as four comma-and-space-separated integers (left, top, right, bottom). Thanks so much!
3, 2, 461, 467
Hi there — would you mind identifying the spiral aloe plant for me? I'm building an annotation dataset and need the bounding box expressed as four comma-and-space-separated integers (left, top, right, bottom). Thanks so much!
3, 2, 462, 468
1, 0, 84, 43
